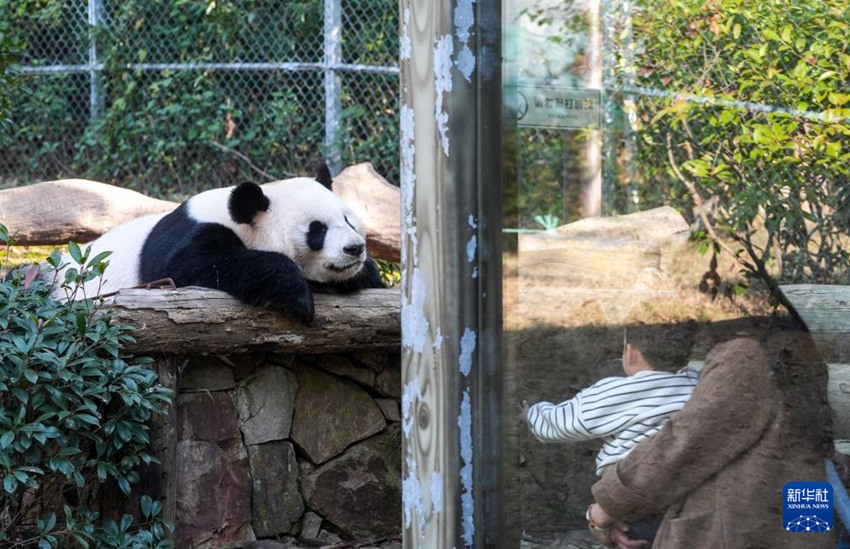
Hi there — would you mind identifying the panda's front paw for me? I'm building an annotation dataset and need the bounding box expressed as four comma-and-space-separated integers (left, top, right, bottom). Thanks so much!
289, 290, 315, 324
272, 282, 314, 324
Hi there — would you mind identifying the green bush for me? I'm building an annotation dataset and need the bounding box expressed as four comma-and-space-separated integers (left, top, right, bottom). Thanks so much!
0, 225, 173, 548
0, 0, 400, 197
618, 0, 850, 295
0, 12, 23, 133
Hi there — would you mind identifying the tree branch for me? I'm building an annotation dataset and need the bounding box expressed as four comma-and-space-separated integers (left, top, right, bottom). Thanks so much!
208, 141, 282, 181
664, 133, 804, 325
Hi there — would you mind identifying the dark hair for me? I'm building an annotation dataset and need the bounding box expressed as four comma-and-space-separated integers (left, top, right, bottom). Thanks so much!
625, 321, 697, 372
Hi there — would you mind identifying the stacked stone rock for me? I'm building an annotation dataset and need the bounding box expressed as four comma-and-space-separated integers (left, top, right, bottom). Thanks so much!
174, 351, 402, 548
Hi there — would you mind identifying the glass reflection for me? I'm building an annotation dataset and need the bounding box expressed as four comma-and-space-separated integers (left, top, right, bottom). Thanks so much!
504, 1, 848, 547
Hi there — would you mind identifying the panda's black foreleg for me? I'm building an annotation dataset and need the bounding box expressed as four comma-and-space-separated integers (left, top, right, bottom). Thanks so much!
175, 251, 315, 323
166, 227, 315, 323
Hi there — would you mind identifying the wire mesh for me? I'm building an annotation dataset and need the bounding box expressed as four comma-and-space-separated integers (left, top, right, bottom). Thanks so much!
341, 0, 398, 67
339, 71, 399, 185
18, 2, 90, 66
0, 0, 399, 197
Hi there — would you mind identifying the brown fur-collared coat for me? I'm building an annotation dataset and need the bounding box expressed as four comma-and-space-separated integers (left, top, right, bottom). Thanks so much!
592, 335, 836, 549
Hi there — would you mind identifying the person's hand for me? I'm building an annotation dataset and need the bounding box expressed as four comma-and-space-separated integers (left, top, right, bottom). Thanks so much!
609, 522, 650, 549
590, 522, 650, 549
587, 503, 649, 549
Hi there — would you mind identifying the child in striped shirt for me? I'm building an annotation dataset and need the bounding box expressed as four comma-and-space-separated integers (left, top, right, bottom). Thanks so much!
521, 327, 698, 544
523, 336, 699, 476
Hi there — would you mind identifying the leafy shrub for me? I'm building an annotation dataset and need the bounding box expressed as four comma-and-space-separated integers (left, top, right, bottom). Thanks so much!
375, 258, 401, 287
0, 0, 400, 197
617, 0, 850, 297
0, 225, 173, 548
0, 13, 23, 133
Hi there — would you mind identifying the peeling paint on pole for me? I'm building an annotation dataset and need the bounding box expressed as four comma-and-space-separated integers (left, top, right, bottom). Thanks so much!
400, 103, 416, 242
431, 471, 443, 513
459, 328, 476, 377
468, 215, 479, 279
454, 0, 476, 82
402, 269, 429, 353
400, 8, 412, 61
433, 327, 444, 351
400, 102, 428, 354
402, 378, 425, 535
459, 329, 476, 546
459, 390, 474, 546
434, 35, 454, 157
399, 35, 432, 539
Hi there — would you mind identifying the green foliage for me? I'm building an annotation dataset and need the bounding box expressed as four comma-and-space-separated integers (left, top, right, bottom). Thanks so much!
613, 0, 850, 292
0, 0, 400, 197
0, 224, 173, 548
342, 0, 398, 67
76, 0, 328, 197
0, 11, 23, 133
375, 259, 401, 287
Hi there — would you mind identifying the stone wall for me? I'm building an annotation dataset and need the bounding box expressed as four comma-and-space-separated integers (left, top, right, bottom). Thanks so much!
171, 350, 402, 548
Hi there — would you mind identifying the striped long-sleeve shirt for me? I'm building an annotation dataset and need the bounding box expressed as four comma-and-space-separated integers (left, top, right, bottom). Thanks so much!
526, 367, 699, 476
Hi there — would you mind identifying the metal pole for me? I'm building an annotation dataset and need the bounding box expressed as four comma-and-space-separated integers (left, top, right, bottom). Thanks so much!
323, 0, 343, 174
88, 0, 102, 122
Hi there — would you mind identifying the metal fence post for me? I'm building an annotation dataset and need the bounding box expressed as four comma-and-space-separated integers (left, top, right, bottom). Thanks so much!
88, 0, 102, 122
323, 0, 343, 174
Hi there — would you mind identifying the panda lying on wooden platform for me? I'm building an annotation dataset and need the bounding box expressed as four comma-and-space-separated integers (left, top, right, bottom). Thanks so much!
53, 166, 384, 323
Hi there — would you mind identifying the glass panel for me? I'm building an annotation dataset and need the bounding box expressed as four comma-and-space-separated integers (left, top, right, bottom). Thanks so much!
503, 1, 847, 547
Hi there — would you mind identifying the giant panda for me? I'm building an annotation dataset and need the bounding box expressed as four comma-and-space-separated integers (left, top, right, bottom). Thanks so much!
52, 167, 384, 323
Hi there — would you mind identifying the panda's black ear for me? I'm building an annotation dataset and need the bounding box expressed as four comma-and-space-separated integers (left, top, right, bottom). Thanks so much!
229, 182, 270, 224
315, 164, 333, 190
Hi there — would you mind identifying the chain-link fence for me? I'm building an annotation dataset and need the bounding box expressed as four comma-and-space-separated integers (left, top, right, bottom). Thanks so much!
0, 0, 399, 198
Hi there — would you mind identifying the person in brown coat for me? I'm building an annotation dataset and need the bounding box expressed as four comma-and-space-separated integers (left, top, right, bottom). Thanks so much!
586, 333, 836, 549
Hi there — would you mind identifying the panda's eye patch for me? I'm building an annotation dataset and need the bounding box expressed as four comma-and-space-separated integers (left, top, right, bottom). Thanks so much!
307, 221, 327, 251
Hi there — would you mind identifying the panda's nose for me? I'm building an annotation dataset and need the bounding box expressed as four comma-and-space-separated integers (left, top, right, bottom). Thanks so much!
344, 243, 365, 257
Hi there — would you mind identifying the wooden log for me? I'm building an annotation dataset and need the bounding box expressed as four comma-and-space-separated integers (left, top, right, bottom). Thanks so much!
827, 363, 850, 442
689, 360, 850, 440
780, 284, 850, 335
106, 287, 401, 355
0, 179, 177, 245
780, 284, 850, 363
779, 284, 850, 443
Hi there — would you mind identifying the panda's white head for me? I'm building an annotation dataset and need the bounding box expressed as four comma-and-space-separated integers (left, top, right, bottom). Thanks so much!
190, 168, 370, 284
